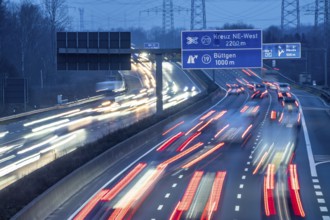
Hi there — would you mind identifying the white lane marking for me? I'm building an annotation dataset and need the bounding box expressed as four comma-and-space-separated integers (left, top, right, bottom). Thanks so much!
178, 175, 183, 179
316, 191, 324, 196
172, 183, 177, 188
172, 170, 182, 177
249, 156, 252, 159
247, 161, 251, 165
316, 160, 330, 166
235, 206, 240, 211
237, 194, 242, 199
165, 193, 170, 198
320, 207, 329, 212
323, 216, 330, 220
157, 205, 163, 210
314, 185, 321, 189
313, 179, 320, 183
242, 175, 246, 180
239, 184, 244, 189
68, 139, 168, 220
244, 168, 248, 172
318, 199, 326, 204
294, 93, 317, 177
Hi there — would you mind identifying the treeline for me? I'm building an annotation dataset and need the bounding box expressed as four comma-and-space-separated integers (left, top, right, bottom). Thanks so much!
0, 0, 69, 86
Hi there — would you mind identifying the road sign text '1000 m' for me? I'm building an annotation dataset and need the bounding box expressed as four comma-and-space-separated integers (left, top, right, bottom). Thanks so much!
181, 29, 262, 69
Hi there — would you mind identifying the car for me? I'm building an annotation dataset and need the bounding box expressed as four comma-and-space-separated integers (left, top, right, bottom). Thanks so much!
240, 101, 260, 117
263, 81, 277, 90
214, 112, 253, 144
277, 91, 292, 100
278, 100, 301, 128
277, 83, 291, 92
227, 84, 245, 95
281, 97, 299, 108
269, 97, 298, 122
251, 83, 268, 99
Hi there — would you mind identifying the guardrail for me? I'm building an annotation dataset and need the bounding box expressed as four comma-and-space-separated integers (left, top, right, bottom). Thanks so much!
263, 64, 330, 103
0, 95, 104, 123
309, 86, 330, 102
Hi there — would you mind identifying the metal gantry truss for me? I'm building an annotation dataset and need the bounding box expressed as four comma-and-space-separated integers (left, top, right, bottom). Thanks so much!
315, 0, 329, 28
78, 8, 84, 31
302, 0, 329, 46
140, 0, 189, 34
281, 0, 300, 32
191, 0, 206, 30
163, 0, 174, 33
303, 0, 329, 29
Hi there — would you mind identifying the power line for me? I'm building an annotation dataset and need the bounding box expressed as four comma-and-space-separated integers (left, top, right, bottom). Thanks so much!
140, 0, 189, 33
191, 0, 206, 30
281, 0, 301, 32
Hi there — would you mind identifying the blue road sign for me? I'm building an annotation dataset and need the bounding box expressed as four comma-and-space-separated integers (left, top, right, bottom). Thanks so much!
263, 43, 301, 59
144, 42, 160, 49
181, 29, 262, 69
182, 49, 262, 69
182, 29, 262, 50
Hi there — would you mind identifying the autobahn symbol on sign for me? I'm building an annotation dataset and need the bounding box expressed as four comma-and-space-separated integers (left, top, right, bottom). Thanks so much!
181, 29, 262, 69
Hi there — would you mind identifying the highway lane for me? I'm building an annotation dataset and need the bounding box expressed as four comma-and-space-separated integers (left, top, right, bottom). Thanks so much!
47, 70, 273, 220
46, 83, 227, 220
264, 68, 330, 219
0, 61, 202, 190
293, 88, 330, 219
17, 67, 329, 220
47, 85, 245, 218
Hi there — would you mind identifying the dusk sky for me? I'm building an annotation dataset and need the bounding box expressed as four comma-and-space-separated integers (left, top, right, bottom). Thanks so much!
66, 0, 315, 31
14, 0, 316, 30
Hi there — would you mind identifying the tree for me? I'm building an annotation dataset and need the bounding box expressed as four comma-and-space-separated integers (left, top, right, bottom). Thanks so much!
18, 2, 43, 78
43, 0, 70, 31
43, 0, 70, 79
0, 0, 6, 55
263, 26, 282, 43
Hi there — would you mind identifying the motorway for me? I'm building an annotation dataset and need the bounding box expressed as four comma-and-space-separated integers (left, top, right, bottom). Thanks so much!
40, 67, 330, 220
0, 61, 201, 190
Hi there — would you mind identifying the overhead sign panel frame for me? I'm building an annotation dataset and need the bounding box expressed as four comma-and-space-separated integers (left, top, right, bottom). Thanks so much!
56, 32, 131, 71
262, 43, 301, 59
181, 29, 262, 69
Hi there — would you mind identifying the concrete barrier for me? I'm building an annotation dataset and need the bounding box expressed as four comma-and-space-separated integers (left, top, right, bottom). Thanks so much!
0, 95, 104, 123
12, 88, 223, 220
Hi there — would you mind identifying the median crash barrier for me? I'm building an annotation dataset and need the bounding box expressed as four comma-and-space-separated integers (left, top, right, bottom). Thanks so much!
0, 95, 104, 123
